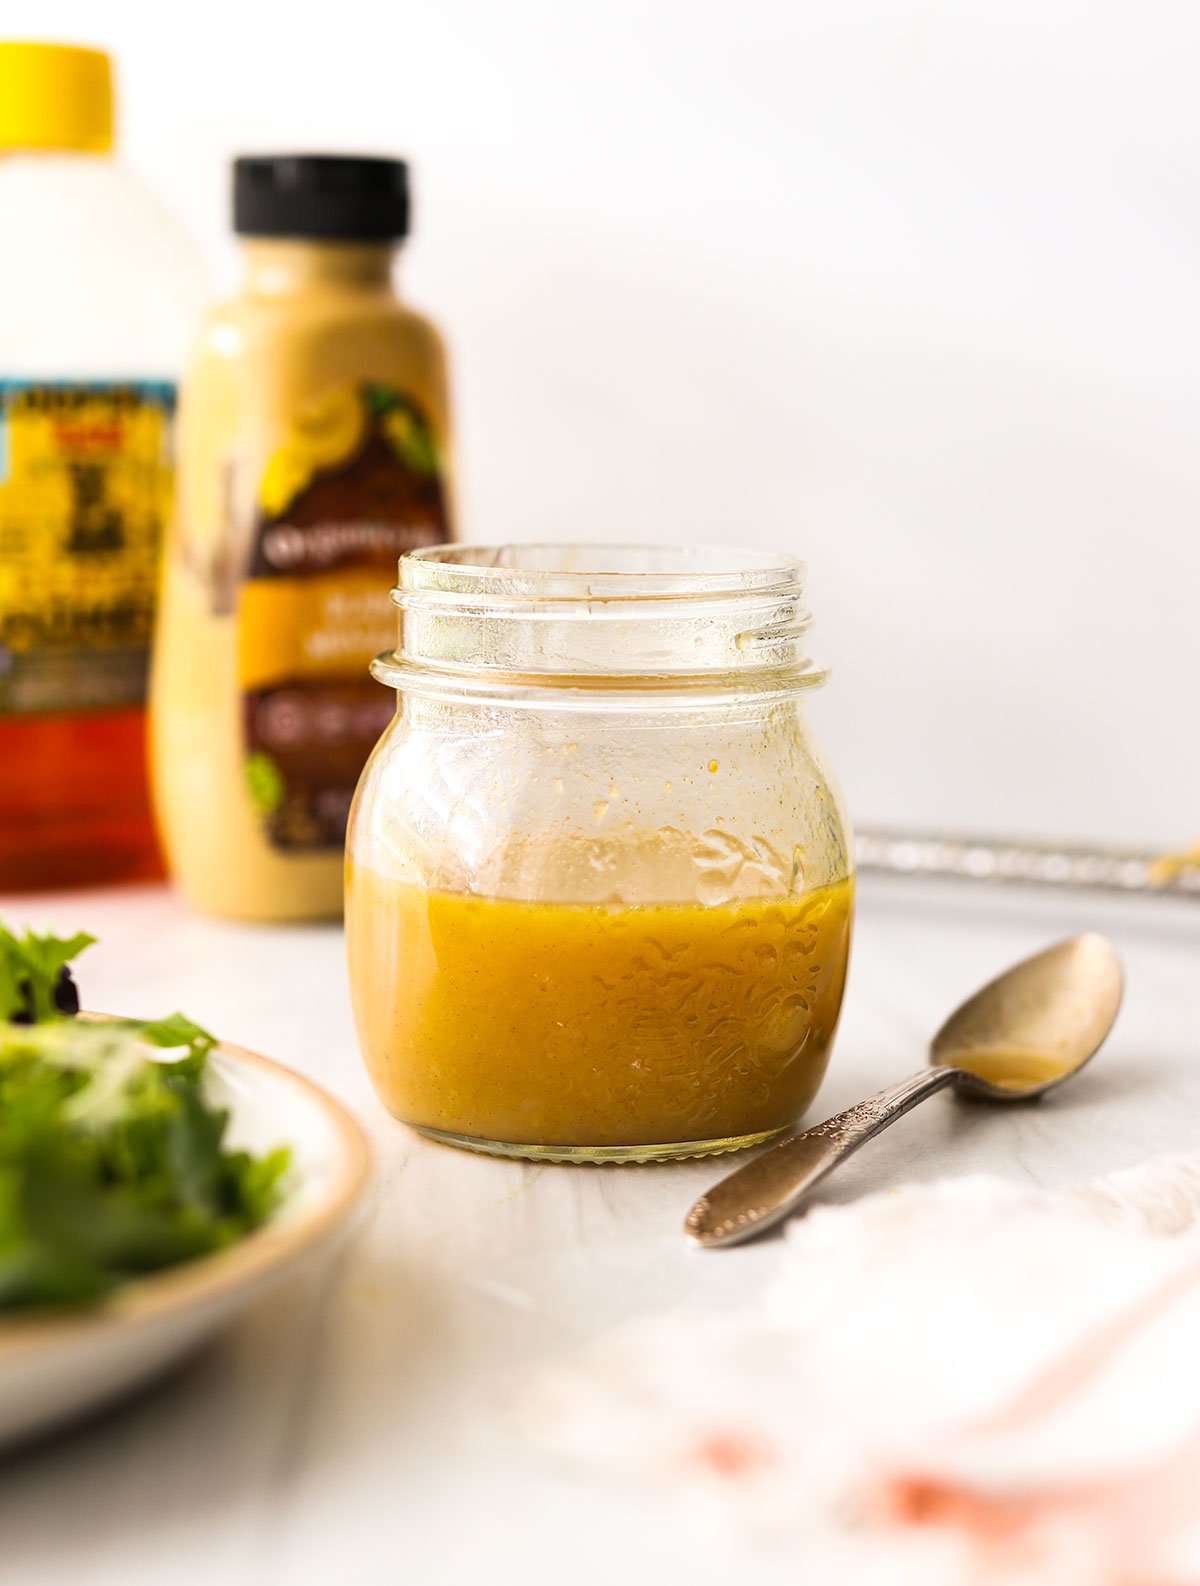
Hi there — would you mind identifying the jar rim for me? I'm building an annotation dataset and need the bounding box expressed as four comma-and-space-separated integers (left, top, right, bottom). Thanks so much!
377, 540, 827, 706
400, 542, 804, 601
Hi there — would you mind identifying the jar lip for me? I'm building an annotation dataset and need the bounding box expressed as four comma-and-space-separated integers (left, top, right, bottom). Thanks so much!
386, 541, 825, 703
401, 542, 804, 601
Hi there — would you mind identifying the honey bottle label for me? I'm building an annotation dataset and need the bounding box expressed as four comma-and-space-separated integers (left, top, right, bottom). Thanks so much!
238, 380, 450, 851
0, 380, 175, 715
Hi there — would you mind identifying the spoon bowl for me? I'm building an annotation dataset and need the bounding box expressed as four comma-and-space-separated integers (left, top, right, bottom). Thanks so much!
685, 933, 1124, 1248
937, 932, 1124, 1102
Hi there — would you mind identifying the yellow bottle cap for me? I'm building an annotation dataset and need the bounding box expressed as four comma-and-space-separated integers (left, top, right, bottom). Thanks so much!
0, 42, 114, 154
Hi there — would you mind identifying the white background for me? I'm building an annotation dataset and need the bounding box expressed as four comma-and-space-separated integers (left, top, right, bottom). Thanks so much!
22, 0, 1200, 847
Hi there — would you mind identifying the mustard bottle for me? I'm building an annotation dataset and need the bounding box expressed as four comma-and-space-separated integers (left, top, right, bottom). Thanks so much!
150, 156, 453, 920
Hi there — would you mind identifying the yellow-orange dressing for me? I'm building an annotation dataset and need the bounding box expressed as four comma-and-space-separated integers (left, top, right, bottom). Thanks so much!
956, 1047, 1074, 1092
346, 865, 854, 1151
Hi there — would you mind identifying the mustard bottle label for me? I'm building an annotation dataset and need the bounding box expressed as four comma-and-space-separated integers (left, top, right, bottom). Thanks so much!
238, 380, 449, 852
0, 380, 174, 715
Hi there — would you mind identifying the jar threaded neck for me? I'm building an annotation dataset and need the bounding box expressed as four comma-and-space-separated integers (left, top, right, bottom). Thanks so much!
372, 542, 826, 705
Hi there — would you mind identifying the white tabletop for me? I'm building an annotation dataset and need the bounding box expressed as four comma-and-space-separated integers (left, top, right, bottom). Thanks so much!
0, 874, 1196, 1586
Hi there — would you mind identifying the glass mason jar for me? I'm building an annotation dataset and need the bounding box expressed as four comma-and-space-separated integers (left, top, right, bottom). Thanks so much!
346, 544, 854, 1161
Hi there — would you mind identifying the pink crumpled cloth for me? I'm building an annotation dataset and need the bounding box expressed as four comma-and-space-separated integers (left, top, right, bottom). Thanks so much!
525, 1157, 1200, 1585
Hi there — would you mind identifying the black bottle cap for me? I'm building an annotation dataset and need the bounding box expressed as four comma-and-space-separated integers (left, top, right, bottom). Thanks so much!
233, 155, 410, 242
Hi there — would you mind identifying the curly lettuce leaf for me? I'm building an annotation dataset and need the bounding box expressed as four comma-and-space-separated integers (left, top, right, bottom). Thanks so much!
0, 1016, 291, 1312
0, 927, 93, 1024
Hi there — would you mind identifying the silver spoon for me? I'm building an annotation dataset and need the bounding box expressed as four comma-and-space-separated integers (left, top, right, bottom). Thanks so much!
685, 933, 1123, 1249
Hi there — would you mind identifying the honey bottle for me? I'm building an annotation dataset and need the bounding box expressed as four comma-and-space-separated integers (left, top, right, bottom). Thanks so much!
0, 44, 202, 890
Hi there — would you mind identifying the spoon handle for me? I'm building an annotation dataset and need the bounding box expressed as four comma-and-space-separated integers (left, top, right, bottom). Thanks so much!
684, 1066, 960, 1248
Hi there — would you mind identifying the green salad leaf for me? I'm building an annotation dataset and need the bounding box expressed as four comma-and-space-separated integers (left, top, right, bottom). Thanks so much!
0, 931, 291, 1312
0, 925, 94, 1023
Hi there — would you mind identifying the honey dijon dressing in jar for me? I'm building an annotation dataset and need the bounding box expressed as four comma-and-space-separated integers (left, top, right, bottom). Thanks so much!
346, 544, 855, 1161
347, 874, 854, 1151
151, 156, 453, 920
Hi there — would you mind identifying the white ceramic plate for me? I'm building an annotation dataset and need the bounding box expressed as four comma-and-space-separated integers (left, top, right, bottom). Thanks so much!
0, 1039, 371, 1451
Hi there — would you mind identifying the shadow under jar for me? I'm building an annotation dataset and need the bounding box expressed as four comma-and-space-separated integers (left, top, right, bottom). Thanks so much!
345, 544, 854, 1162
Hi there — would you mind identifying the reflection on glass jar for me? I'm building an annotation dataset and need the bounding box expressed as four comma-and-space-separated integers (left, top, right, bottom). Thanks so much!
345, 544, 854, 1161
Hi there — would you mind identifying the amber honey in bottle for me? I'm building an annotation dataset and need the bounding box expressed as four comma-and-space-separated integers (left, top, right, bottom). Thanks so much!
0, 44, 201, 890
